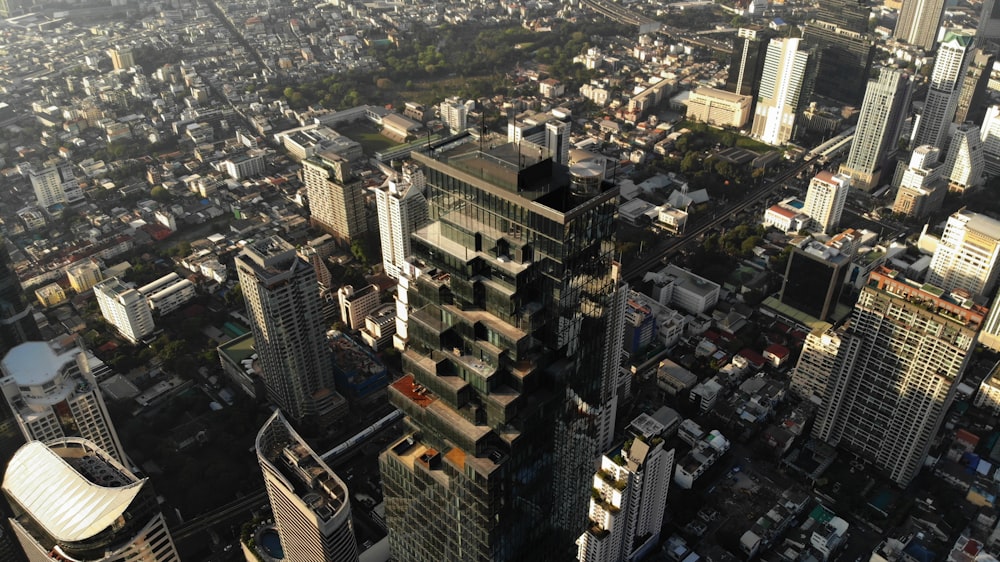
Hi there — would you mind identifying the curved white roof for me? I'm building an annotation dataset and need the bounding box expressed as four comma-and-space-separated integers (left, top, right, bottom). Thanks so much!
1, 341, 75, 386
2, 441, 144, 542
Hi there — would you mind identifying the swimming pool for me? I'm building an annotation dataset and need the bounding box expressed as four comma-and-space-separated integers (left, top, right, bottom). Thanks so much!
259, 529, 284, 559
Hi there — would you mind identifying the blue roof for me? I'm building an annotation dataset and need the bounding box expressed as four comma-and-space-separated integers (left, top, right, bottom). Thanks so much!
902, 541, 935, 562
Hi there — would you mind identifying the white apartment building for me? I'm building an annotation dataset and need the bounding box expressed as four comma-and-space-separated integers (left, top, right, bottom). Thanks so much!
29, 161, 84, 209
644, 264, 721, 314
137, 272, 196, 315
751, 37, 813, 146
338, 284, 380, 331
438, 97, 469, 134
803, 171, 850, 235
912, 32, 973, 150
371, 164, 428, 280
94, 277, 156, 344
927, 209, 1000, 296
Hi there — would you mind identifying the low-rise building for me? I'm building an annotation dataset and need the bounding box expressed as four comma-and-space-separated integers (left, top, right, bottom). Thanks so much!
94, 277, 155, 344
686, 87, 753, 128
34, 283, 67, 308
656, 358, 698, 396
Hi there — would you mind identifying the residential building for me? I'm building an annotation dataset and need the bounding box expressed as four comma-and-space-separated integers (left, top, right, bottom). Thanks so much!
674, 431, 730, 489
981, 105, 1000, 177
29, 161, 83, 209
137, 272, 196, 316
223, 150, 267, 180
891, 145, 948, 218
439, 97, 470, 134
338, 284, 380, 332
779, 240, 851, 322
802, 171, 850, 235
371, 163, 428, 279
380, 140, 626, 561
0, 337, 127, 464
236, 236, 344, 425
94, 278, 156, 344
108, 46, 135, 71
0, 245, 39, 355
67, 260, 103, 293
685, 87, 753, 128
751, 37, 816, 145
791, 325, 846, 404
927, 209, 1000, 296
34, 283, 66, 308
809, 266, 985, 485
954, 50, 994, 125
911, 32, 974, 151
974, 361, 1000, 413
256, 411, 359, 562
942, 123, 984, 193
303, 151, 367, 246
801, 0, 875, 105
643, 264, 720, 315
507, 108, 573, 165
3, 439, 179, 562
839, 68, 913, 191
894, 0, 946, 51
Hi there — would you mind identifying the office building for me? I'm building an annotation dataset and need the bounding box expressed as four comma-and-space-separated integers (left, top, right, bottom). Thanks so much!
807, 266, 985, 485
380, 140, 626, 561
979, 292, 1000, 352
685, 87, 753, 128
894, 0, 946, 51
256, 411, 359, 562
94, 278, 155, 344
137, 272, 196, 316
337, 284, 380, 332
29, 161, 83, 209
839, 68, 913, 190
803, 171, 850, 235
3, 439, 179, 562
66, 259, 103, 293
981, 105, 1000, 177
108, 46, 135, 71
303, 151, 367, 246
942, 123, 984, 193
751, 38, 816, 146
236, 236, 344, 425
891, 145, 947, 218
801, 0, 875, 105
507, 108, 573, 165
779, 241, 851, 322
371, 163, 428, 279
976, 0, 1000, 50
954, 50, 994, 125
727, 26, 776, 112
927, 209, 1000, 297
0, 337, 126, 464
911, 32, 974, 151
576, 434, 675, 562
0, 246, 39, 356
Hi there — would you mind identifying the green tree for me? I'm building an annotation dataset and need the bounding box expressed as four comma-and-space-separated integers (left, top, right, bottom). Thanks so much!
351, 239, 368, 266
150, 185, 171, 202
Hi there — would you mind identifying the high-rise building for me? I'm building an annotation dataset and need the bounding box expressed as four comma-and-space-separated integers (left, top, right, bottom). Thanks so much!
29, 161, 83, 209
891, 145, 948, 218
751, 38, 816, 146
256, 411, 359, 562
371, 164, 428, 279
0, 245, 39, 356
839, 68, 913, 191
779, 240, 851, 322
0, 337, 126, 464
911, 32, 974, 151
941, 123, 984, 193
0, 0, 33, 18
803, 171, 850, 234
303, 151, 367, 246
802, 0, 875, 105
982, 105, 1000, 177
975, 0, 1000, 50
507, 108, 573, 165
576, 433, 675, 562
894, 0, 946, 51
980, 291, 1000, 352
236, 236, 345, 425
954, 50, 994, 125
66, 259, 104, 294
94, 278, 156, 345
380, 139, 626, 561
439, 97, 470, 134
3, 438, 179, 562
727, 26, 776, 112
806, 266, 985, 485
790, 325, 849, 404
108, 46, 135, 71
927, 209, 1000, 297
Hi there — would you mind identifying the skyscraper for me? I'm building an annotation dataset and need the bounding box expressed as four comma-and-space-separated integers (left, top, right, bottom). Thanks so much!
894, 0, 946, 51
801, 0, 875, 105
779, 240, 851, 322
371, 163, 428, 279
303, 151, 368, 246
0, 245, 39, 355
0, 337, 126, 464
3, 438, 180, 562
379, 139, 626, 561
839, 68, 913, 191
941, 123, 984, 193
927, 209, 1000, 297
953, 50, 994, 125
94, 277, 155, 345
911, 32, 974, 151
891, 145, 947, 218
803, 171, 850, 235
256, 411, 359, 562
236, 236, 345, 425
751, 38, 816, 146
805, 266, 985, 485
982, 105, 1000, 176
975, 0, 1000, 50
727, 26, 776, 112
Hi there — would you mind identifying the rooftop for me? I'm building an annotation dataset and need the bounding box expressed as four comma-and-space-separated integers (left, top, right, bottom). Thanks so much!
2, 339, 81, 388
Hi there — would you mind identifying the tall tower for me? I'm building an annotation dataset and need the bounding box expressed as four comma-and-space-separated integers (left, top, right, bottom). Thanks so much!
751, 38, 816, 145
927, 209, 1000, 297
801, 0, 875, 105
379, 139, 625, 561
371, 164, 428, 280
975, 0, 1000, 50
891, 145, 947, 218
911, 32, 974, 151
2, 439, 180, 562
0, 245, 39, 356
894, 0, 946, 51
941, 123, 984, 193
802, 171, 850, 235
954, 50, 995, 125
303, 151, 368, 246
256, 411, 359, 562
94, 278, 155, 345
0, 337, 127, 464
806, 266, 985, 486
982, 105, 1000, 176
839, 68, 913, 191
726, 26, 775, 107
236, 236, 344, 425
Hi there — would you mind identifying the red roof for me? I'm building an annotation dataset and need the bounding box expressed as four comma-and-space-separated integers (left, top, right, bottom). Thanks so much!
764, 344, 790, 358
738, 349, 766, 367
956, 428, 980, 447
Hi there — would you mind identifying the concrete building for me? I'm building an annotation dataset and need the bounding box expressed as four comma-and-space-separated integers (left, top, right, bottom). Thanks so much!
236, 236, 345, 425
809, 266, 985, 485
29, 161, 83, 209
685, 87, 753, 128
34, 283, 66, 308
223, 150, 267, 180
439, 97, 470, 134
981, 105, 1000, 177
507, 108, 573, 165
337, 284, 380, 332
94, 278, 156, 344
3, 439, 179, 562
911, 32, 974, 151
371, 163, 428, 280
256, 411, 359, 562
974, 362, 1000, 414
839, 68, 913, 191
643, 264, 720, 315
1, 337, 126, 464
803, 172, 850, 235
927, 209, 1000, 296
751, 37, 815, 146
942, 123, 984, 193
779, 240, 851, 322
674, 431, 729, 489
954, 50, 994, 125
894, 0, 946, 51
791, 325, 844, 404
802, 0, 875, 105
137, 272, 196, 316
727, 27, 775, 103
360, 304, 395, 351
891, 145, 948, 218
976, 0, 1000, 49
108, 46, 135, 71
303, 151, 367, 246
67, 260, 103, 293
